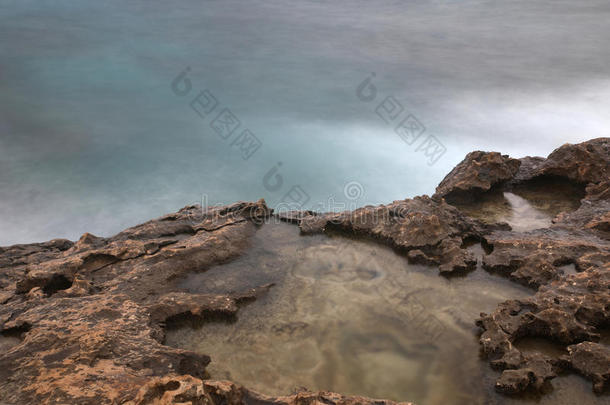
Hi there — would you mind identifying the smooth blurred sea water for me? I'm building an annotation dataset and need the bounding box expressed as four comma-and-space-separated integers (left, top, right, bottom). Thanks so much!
1, 0, 609, 244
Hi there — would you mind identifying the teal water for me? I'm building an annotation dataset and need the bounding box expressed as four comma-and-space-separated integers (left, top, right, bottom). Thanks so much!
1, 0, 610, 244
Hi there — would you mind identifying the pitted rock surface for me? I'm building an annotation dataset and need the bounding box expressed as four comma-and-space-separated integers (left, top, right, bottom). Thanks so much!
0, 199, 413, 405
433, 151, 521, 203
1, 138, 609, 403
127, 377, 413, 405
468, 138, 610, 395
298, 196, 484, 274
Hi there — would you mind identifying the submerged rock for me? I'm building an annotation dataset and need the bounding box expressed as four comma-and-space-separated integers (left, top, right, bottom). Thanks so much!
0, 138, 608, 403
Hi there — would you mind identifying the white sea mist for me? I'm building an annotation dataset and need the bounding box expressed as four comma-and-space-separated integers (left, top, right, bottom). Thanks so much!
1, 0, 609, 244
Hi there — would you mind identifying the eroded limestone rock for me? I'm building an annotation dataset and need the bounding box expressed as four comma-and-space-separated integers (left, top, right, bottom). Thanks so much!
298, 196, 483, 274
1, 138, 609, 403
433, 151, 521, 203
463, 138, 610, 395
127, 377, 413, 405
0, 201, 273, 404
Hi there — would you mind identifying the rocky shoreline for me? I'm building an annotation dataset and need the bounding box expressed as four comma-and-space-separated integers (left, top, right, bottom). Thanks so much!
0, 138, 608, 404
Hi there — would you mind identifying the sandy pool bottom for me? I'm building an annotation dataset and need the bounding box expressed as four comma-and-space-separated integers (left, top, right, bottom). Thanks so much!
165, 222, 607, 405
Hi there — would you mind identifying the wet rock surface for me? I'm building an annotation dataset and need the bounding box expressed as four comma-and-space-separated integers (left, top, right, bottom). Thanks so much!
1, 138, 609, 404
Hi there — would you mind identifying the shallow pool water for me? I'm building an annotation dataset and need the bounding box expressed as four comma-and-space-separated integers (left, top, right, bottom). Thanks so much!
165, 222, 608, 404
167, 223, 519, 403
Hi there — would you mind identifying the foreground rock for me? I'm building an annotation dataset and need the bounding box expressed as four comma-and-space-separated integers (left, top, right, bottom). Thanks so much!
0, 138, 608, 403
566, 341, 610, 394
128, 377, 411, 405
0, 199, 412, 405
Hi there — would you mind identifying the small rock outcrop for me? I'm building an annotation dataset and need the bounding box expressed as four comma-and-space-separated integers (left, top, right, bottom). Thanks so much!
565, 341, 610, 394
433, 151, 521, 203
297, 196, 486, 274
531, 137, 609, 184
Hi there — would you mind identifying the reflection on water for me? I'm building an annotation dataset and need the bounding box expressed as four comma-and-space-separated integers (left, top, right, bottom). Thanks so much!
453, 180, 583, 232
166, 223, 536, 404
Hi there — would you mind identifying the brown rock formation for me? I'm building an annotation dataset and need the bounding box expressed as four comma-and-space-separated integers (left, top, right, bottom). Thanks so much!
297, 196, 485, 274
0, 199, 412, 405
471, 138, 610, 395
1, 138, 608, 403
127, 377, 411, 405
433, 151, 521, 203
294, 138, 610, 396
528, 137, 609, 184
565, 341, 610, 394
